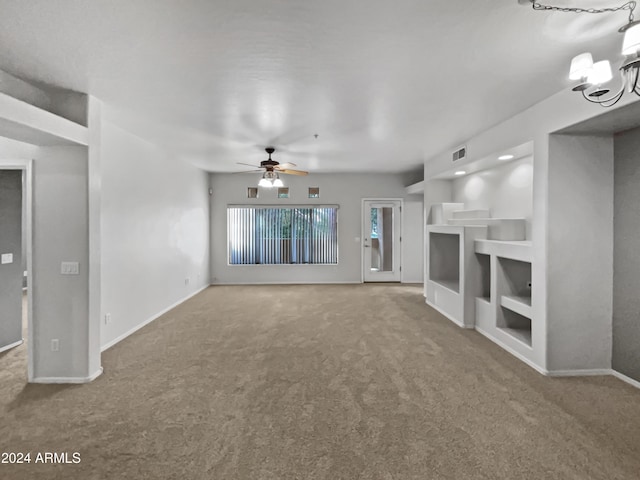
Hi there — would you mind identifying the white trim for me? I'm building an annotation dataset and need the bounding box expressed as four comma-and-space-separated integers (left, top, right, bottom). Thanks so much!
475, 326, 549, 375
546, 369, 611, 377
210, 281, 362, 286
0, 91, 89, 146
426, 300, 474, 329
611, 369, 640, 389
0, 159, 34, 381
101, 285, 209, 352
32, 367, 103, 384
0, 339, 23, 353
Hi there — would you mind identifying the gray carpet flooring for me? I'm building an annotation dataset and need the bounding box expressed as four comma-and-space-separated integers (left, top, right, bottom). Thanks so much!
1, 284, 639, 479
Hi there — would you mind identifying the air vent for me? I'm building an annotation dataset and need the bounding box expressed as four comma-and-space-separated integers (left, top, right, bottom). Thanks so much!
452, 145, 466, 162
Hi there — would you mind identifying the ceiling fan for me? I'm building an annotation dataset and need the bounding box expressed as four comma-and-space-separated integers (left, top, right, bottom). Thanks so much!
236, 147, 308, 187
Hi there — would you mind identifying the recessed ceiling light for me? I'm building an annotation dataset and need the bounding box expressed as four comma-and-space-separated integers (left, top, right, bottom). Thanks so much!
498, 154, 514, 160
454, 171, 466, 176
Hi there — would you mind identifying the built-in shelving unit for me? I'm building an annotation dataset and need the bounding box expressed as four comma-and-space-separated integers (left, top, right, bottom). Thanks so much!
425, 198, 540, 369
425, 223, 488, 328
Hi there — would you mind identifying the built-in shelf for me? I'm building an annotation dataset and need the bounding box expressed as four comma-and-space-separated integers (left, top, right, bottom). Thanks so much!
426, 224, 488, 328
501, 295, 532, 319
429, 231, 460, 293
447, 218, 525, 241
477, 252, 491, 301
451, 209, 490, 219
477, 296, 491, 305
430, 278, 460, 294
0, 92, 89, 146
498, 326, 532, 347
475, 239, 532, 262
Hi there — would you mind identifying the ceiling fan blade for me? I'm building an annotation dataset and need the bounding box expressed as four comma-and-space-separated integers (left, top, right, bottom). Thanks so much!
232, 169, 263, 174
236, 162, 262, 168
275, 162, 297, 169
279, 169, 309, 176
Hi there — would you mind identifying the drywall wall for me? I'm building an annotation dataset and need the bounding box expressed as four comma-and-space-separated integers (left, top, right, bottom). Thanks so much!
100, 120, 210, 349
547, 134, 613, 372
32, 146, 92, 380
613, 126, 640, 382
0, 169, 22, 351
452, 156, 533, 239
209, 173, 423, 284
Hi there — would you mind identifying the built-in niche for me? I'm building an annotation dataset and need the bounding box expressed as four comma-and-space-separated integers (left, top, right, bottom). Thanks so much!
429, 232, 460, 293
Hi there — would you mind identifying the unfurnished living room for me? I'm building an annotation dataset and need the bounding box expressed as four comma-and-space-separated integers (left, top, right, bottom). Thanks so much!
1, 1, 640, 479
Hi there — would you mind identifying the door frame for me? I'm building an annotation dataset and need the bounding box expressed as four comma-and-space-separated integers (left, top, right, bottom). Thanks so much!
0, 159, 34, 381
361, 198, 403, 283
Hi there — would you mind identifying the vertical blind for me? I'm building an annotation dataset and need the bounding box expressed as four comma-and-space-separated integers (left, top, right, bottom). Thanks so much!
228, 206, 338, 265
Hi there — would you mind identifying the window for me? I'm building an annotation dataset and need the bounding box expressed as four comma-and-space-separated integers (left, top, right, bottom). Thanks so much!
277, 187, 289, 198
228, 206, 338, 265
247, 187, 258, 198
308, 187, 320, 198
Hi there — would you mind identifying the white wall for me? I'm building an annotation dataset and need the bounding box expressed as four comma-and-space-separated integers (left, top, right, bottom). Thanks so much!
547, 134, 613, 371
32, 146, 92, 379
210, 173, 423, 284
452, 156, 533, 239
612, 127, 640, 381
100, 120, 210, 349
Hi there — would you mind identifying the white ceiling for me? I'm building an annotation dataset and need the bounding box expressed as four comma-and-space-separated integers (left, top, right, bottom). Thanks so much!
0, 0, 628, 173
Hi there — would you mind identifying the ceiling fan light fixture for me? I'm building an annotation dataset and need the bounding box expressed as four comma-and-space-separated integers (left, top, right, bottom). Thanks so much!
272, 177, 284, 188
258, 177, 273, 188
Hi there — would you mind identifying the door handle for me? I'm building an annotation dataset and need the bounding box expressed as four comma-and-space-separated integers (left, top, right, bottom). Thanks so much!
364, 244, 371, 248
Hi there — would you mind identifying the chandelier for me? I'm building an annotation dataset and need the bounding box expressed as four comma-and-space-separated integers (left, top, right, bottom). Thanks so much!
524, 0, 640, 107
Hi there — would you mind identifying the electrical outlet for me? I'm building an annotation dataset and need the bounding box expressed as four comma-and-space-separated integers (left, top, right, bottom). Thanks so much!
104, 313, 111, 325
185, 277, 190, 285
51, 339, 59, 352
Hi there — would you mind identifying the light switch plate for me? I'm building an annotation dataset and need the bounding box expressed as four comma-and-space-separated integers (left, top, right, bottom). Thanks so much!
1, 253, 14, 264
61, 262, 79, 275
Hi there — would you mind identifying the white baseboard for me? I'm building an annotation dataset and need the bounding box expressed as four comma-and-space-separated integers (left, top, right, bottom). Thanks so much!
0, 339, 24, 353
425, 300, 474, 329
211, 281, 362, 285
31, 367, 103, 384
546, 369, 612, 377
611, 369, 640, 389
475, 326, 548, 375
101, 285, 209, 352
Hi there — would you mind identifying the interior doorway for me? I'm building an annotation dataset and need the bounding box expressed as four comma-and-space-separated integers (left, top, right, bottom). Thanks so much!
362, 199, 402, 282
0, 160, 33, 380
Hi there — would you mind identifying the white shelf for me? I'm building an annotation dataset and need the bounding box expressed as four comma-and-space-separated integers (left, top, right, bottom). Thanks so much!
498, 327, 532, 347
0, 92, 88, 146
501, 295, 532, 319
430, 278, 460, 293
475, 239, 532, 262
447, 218, 525, 241
451, 209, 490, 219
